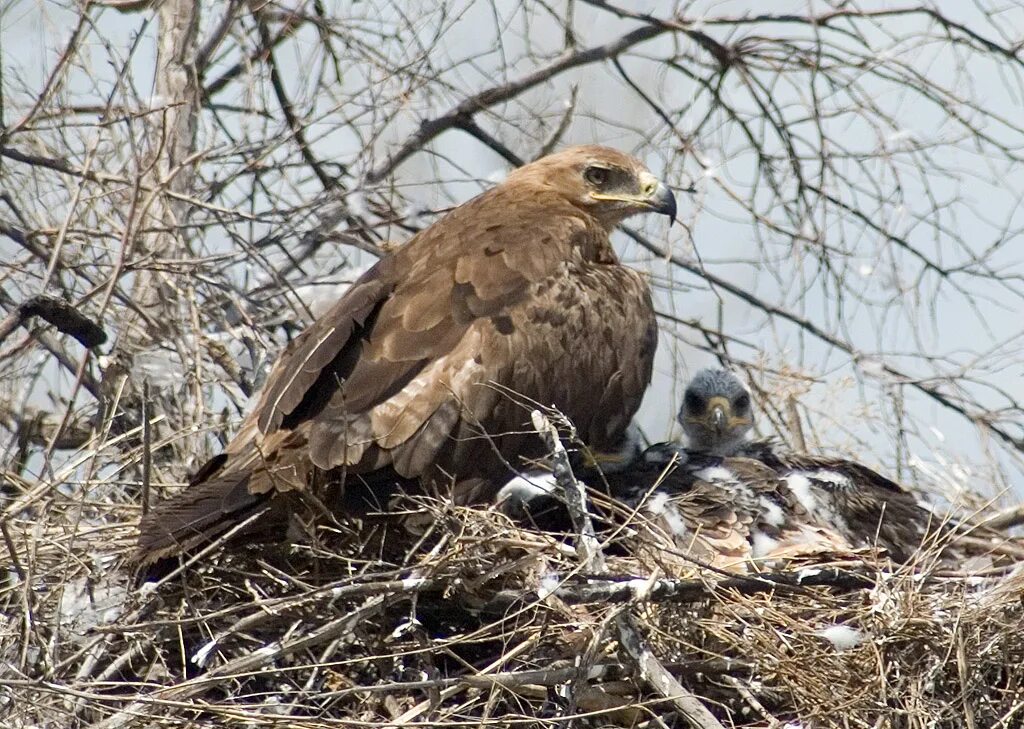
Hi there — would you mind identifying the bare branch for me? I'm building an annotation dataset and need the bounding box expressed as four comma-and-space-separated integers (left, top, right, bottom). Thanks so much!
0, 295, 106, 349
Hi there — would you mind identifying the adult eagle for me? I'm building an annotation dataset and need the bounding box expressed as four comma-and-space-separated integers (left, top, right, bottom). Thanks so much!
137, 146, 677, 563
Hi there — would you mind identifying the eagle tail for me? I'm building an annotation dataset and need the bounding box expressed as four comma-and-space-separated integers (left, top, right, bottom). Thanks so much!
135, 464, 272, 566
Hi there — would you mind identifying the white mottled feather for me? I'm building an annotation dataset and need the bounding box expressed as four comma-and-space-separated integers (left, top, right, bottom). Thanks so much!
693, 466, 735, 482
785, 473, 818, 513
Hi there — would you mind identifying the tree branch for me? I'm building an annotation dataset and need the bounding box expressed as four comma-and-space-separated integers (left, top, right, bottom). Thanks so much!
365, 22, 668, 183
0, 295, 106, 349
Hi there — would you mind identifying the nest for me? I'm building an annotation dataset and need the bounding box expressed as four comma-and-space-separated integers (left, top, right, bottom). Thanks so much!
3, 447, 1024, 729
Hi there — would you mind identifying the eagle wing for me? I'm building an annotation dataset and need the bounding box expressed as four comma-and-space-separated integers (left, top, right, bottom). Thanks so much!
746, 446, 932, 560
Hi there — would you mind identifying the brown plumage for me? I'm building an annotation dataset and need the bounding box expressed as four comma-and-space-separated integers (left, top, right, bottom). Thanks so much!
137, 146, 677, 563
661, 368, 938, 564
597, 368, 1019, 571
608, 448, 926, 573
500, 368, 1020, 572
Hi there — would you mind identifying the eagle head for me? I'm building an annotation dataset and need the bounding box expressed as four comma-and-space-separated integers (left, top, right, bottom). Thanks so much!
505, 145, 678, 230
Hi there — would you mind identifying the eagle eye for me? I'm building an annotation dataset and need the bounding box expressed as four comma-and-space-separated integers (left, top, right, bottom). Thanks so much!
734, 393, 750, 412
584, 166, 609, 186
684, 390, 703, 412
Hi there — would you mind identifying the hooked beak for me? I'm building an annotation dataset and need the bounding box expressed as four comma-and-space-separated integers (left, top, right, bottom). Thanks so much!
639, 173, 677, 225
592, 172, 678, 225
707, 396, 730, 435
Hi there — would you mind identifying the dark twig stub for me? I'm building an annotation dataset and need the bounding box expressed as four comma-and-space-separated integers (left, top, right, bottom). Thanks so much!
0, 294, 107, 349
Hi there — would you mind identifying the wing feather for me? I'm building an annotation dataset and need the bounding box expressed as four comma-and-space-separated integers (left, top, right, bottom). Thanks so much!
256, 269, 396, 433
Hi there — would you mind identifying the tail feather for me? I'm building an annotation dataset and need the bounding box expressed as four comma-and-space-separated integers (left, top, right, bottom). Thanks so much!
135, 469, 269, 565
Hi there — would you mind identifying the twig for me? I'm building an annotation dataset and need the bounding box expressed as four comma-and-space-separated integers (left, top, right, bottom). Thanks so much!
625, 226, 1024, 456
980, 504, 1024, 531
485, 567, 875, 612
365, 23, 669, 183
535, 85, 579, 159
385, 636, 539, 726
530, 410, 721, 727
319, 658, 745, 700
785, 394, 806, 452
187, 576, 443, 667
452, 117, 524, 167
0, 518, 25, 583
253, 9, 337, 191
0, 402, 95, 451
530, 409, 605, 572
140, 381, 152, 516
616, 611, 726, 729
93, 593, 392, 729
725, 675, 781, 727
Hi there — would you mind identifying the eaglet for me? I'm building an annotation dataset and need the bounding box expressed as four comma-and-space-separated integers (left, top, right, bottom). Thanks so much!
499, 369, 1020, 571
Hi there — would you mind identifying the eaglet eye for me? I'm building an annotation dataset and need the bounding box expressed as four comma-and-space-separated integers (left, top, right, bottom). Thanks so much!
684, 390, 703, 413
734, 393, 750, 413
584, 166, 609, 186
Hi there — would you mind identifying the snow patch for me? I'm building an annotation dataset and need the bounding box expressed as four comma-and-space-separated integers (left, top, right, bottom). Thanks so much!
818, 624, 864, 651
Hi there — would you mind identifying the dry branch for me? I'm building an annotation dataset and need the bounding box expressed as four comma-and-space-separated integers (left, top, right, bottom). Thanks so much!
0, 294, 106, 349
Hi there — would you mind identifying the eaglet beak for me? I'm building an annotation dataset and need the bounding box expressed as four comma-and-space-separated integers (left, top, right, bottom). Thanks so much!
706, 397, 732, 436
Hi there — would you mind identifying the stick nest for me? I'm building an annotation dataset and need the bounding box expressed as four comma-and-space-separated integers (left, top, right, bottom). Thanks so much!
2, 479, 1023, 728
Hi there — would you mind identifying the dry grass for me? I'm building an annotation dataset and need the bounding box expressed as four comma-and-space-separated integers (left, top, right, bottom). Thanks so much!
2, 468, 1023, 729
